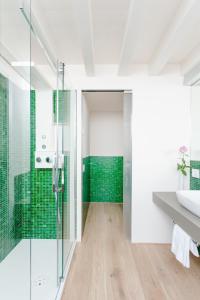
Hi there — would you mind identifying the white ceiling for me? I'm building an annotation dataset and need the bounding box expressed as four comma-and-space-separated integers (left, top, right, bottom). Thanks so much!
1, 0, 200, 78
84, 92, 123, 112
31, 0, 200, 76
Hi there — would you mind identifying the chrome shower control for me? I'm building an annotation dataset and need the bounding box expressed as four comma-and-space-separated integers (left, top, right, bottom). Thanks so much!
46, 157, 51, 163
35, 151, 55, 169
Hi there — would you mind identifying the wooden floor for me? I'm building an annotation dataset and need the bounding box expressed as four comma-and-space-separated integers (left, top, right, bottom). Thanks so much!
62, 203, 200, 300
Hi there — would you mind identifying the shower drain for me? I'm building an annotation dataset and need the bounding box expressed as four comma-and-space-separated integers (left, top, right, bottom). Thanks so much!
33, 276, 46, 287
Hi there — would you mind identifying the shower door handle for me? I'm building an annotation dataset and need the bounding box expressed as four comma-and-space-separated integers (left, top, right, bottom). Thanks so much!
52, 158, 63, 224
53, 185, 64, 193
53, 168, 64, 193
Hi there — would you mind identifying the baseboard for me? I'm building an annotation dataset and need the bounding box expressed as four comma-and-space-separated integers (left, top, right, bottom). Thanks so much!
56, 241, 76, 300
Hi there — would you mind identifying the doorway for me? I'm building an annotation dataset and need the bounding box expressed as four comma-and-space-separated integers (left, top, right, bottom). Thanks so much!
80, 90, 132, 240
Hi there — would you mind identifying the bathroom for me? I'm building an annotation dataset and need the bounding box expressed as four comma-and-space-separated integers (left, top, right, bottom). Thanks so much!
1, 0, 200, 299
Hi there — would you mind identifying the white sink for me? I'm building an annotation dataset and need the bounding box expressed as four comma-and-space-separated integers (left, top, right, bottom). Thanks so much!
176, 190, 200, 218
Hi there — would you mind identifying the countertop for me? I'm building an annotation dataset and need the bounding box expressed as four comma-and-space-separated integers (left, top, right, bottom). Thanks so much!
153, 192, 200, 243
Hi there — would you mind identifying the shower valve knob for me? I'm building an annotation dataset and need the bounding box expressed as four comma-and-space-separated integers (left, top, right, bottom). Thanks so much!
36, 157, 42, 163
46, 157, 51, 163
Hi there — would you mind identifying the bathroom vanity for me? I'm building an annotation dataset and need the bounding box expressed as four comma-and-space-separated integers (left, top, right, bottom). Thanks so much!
153, 192, 200, 243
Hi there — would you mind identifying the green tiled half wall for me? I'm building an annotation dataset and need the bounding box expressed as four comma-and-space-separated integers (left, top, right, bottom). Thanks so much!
14, 172, 31, 239
0, 73, 32, 262
30, 93, 57, 238
0, 73, 10, 262
82, 157, 90, 230
83, 156, 123, 203
190, 160, 200, 190
190, 161, 200, 254
30, 91, 63, 239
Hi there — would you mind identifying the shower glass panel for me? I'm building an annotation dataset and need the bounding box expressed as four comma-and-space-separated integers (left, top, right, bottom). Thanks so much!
55, 69, 77, 276
0, 0, 31, 299
55, 62, 65, 283
30, 12, 61, 300
62, 89, 77, 270
0, 0, 77, 299
30, 7, 77, 298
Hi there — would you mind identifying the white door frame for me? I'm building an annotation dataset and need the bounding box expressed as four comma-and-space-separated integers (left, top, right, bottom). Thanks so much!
76, 89, 133, 242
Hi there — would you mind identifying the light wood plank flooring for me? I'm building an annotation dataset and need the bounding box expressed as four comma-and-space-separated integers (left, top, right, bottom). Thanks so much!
62, 203, 200, 300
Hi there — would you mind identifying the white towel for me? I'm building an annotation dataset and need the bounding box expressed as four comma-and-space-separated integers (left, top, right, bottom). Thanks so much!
190, 240, 199, 257
171, 224, 199, 268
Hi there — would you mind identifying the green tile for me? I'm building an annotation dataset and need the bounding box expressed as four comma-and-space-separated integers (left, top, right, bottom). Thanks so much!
29, 91, 57, 239
0, 81, 69, 262
0, 73, 29, 261
82, 157, 90, 231
90, 156, 123, 203
82, 156, 123, 206
83, 157, 90, 203
190, 160, 200, 190
0, 72, 9, 262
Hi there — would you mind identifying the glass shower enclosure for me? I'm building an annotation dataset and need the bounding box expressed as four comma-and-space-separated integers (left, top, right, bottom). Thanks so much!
0, 1, 77, 299
0, 0, 31, 299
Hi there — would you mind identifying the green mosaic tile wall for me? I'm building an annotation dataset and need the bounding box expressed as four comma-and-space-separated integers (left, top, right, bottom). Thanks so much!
28, 91, 68, 239
82, 156, 123, 205
90, 156, 123, 203
30, 91, 58, 239
0, 83, 65, 262
0, 73, 10, 262
191, 161, 200, 254
190, 160, 200, 190
64, 155, 70, 204
63, 155, 70, 240
31, 169, 57, 239
83, 157, 90, 203
53, 90, 70, 124
0, 73, 33, 262
82, 157, 90, 231
14, 172, 31, 239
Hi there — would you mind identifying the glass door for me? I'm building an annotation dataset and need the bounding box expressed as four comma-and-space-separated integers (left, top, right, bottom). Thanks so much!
30, 14, 64, 300
62, 89, 77, 270
54, 61, 65, 283
54, 63, 77, 281
0, 0, 31, 299
29, 13, 77, 297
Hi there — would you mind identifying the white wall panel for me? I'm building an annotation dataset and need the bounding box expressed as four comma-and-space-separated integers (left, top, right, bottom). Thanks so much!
89, 111, 123, 156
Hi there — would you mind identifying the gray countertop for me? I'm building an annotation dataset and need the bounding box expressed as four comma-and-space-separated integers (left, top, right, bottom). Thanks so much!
153, 192, 200, 243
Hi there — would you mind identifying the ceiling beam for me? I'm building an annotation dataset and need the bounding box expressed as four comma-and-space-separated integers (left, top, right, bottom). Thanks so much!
118, 0, 136, 76
181, 43, 200, 75
73, 0, 95, 76
149, 0, 197, 75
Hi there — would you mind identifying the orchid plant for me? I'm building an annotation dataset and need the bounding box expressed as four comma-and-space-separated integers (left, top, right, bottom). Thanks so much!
177, 145, 190, 176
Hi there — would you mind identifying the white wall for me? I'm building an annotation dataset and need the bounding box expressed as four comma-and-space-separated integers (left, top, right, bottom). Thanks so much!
82, 94, 90, 158
36, 90, 55, 152
132, 84, 190, 243
89, 111, 123, 156
191, 85, 200, 160
75, 69, 191, 243
0, 57, 29, 90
